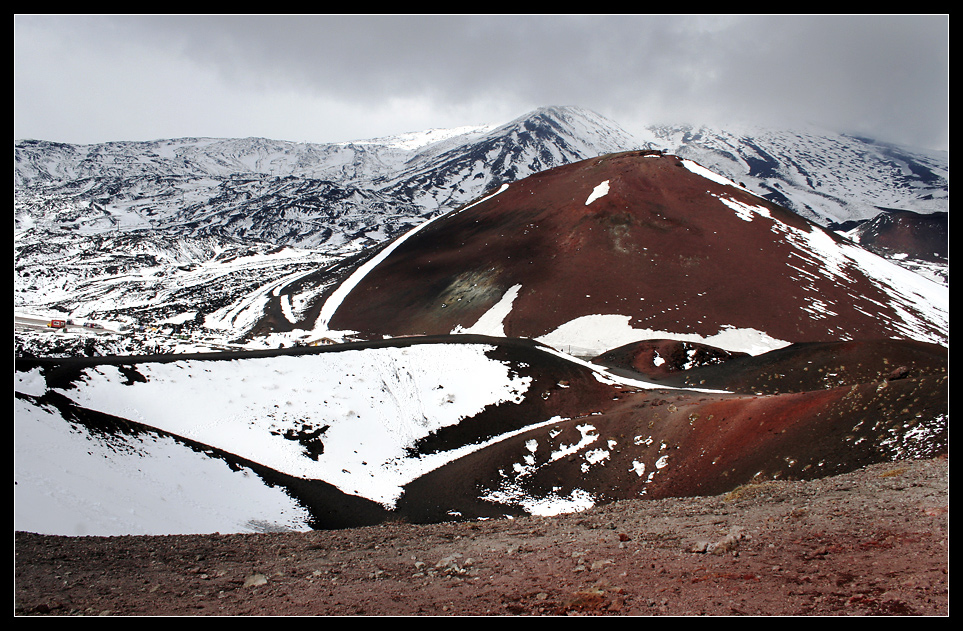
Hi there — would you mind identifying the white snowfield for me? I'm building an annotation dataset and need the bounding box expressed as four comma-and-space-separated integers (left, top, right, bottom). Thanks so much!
536, 316, 793, 358
12, 338, 653, 536
14, 393, 315, 537
20, 344, 530, 502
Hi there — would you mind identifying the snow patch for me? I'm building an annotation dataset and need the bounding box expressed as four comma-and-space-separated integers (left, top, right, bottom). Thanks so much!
717, 196, 772, 222
451, 284, 521, 336
18, 344, 533, 513
536, 314, 790, 357
14, 397, 312, 536
481, 422, 601, 516
315, 183, 510, 332
585, 180, 610, 205
681, 159, 740, 187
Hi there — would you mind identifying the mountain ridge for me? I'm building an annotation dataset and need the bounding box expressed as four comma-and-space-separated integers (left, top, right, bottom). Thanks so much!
15, 105, 948, 352
16, 105, 948, 238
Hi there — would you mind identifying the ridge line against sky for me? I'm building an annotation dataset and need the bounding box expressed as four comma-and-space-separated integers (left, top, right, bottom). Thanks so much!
14, 14, 949, 152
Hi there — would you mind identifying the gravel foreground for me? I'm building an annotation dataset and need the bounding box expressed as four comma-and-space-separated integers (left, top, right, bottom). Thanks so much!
15, 457, 948, 617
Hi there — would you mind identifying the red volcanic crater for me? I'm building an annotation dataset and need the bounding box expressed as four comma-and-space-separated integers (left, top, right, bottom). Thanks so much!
856, 210, 948, 262
323, 151, 946, 351
594, 337, 948, 393
397, 335, 946, 520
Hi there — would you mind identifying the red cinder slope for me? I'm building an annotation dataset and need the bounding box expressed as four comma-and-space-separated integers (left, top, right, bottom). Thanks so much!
324, 151, 947, 352
399, 367, 947, 519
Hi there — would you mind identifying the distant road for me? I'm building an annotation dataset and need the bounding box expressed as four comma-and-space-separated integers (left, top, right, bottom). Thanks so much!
15, 316, 59, 332
15, 315, 112, 334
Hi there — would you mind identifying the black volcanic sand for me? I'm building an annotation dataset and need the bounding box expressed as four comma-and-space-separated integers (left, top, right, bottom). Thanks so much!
593, 339, 750, 378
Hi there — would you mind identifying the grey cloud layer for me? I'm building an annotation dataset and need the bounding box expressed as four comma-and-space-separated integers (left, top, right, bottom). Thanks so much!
14, 15, 948, 149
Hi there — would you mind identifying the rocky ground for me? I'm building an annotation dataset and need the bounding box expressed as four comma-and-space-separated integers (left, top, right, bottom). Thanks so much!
15, 456, 948, 616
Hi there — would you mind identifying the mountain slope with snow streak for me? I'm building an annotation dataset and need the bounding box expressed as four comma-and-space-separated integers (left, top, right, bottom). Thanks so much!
319, 151, 948, 356
647, 122, 948, 226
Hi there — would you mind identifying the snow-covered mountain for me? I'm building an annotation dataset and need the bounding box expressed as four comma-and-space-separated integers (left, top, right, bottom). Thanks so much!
16, 106, 948, 251
14, 107, 642, 250
12, 106, 656, 350
645, 122, 948, 226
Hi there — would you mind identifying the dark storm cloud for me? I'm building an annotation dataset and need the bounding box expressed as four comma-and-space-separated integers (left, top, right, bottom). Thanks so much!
14, 15, 948, 150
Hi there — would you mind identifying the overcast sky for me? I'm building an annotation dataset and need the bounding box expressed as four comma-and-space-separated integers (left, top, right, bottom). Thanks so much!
14, 14, 949, 151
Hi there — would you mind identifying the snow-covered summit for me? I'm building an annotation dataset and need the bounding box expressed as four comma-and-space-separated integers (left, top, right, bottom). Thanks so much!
648, 121, 948, 225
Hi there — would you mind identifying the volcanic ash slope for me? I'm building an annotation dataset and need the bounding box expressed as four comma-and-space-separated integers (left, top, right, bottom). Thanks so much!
319, 151, 948, 357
